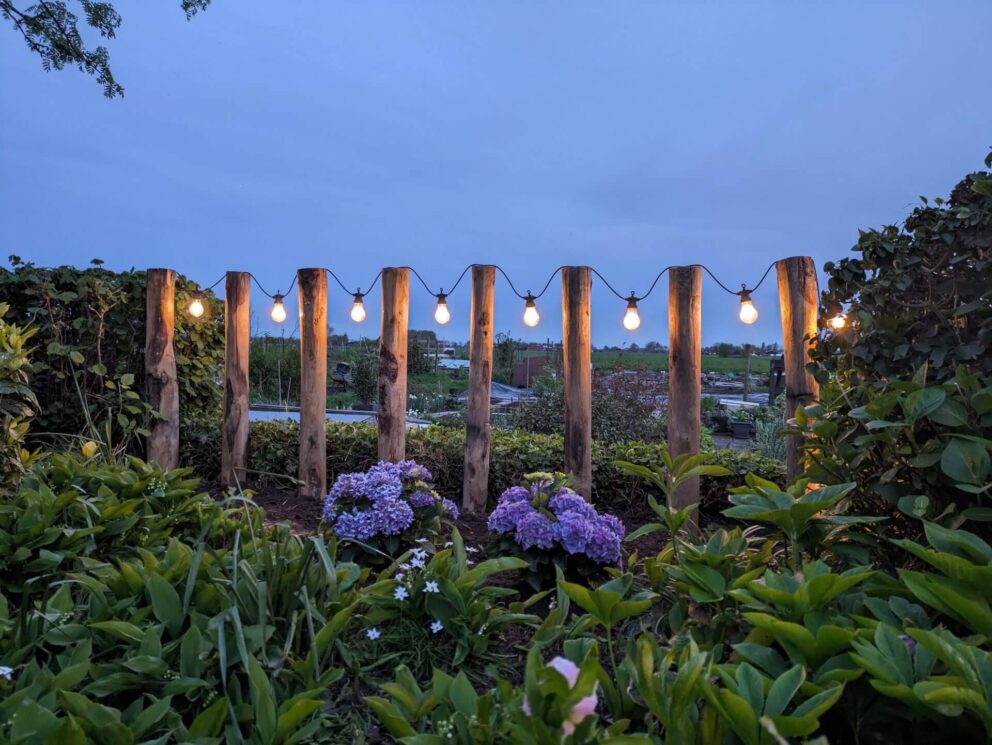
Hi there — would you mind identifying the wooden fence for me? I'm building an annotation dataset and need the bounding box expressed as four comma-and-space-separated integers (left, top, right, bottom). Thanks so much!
144, 258, 819, 509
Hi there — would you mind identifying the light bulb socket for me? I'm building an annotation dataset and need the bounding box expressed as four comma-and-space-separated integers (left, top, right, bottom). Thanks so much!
626, 294, 639, 310
272, 293, 284, 305
353, 292, 365, 304
435, 292, 448, 306
524, 293, 537, 309
738, 288, 753, 305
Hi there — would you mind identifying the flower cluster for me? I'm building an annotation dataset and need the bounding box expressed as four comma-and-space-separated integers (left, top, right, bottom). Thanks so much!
323, 460, 458, 543
488, 476, 624, 565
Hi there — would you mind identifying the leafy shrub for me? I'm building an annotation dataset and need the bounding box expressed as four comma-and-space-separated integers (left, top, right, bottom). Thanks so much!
487, 472, 625, 588
0, 258, 225, 442
0, 303, 41, 488
511, 368, 665, 444
180, 419, 786, 517
322, 459, 458, 562
804, 157, 992, 528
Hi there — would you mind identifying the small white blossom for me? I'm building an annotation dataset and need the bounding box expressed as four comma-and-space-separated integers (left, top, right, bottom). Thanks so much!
412, 547, 428, 560
395, 573, 405, 583
399, 562, 412, 570
465, 546, 480, 554
366, 628, 381, 641
394, 586, 410, 601
430, 620, 444, 634
443, 542, 453, 548
424, 580, 440, 594
415, 537, 430, 544
410, 556, 425, 569
0, 666, 13, 681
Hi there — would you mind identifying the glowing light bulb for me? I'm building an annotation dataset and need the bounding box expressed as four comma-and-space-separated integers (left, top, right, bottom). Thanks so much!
434, 295, 450, 324
623, 296, 640, 331
188, 295, 204, 318
828, 313, 847, 330
738, 290, 758, 324
350, 294, 366, 323
523, 295, 540, 327
270, 294, 287, 323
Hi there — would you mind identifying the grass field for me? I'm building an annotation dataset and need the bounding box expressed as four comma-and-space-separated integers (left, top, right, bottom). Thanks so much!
589, 350, 771, 374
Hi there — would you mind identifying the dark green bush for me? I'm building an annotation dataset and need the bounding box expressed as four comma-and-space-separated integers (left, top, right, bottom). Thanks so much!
180, 420, 785, 516
0, 258, 224, 441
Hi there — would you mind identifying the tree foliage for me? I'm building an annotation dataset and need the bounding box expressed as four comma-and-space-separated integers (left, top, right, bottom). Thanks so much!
1, 0, 210, 97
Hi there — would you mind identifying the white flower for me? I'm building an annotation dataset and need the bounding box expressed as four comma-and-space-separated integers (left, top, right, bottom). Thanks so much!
430, 620, 443, 634
0, 666, 13, 681
443, 542, 453, 548
366, 628, 381, 641
465, 546, 479, 554
410, 556, 425, 569
394, 586, 409, 601
395, 572, 405, 583
412, 547, 428, 561
399, 562, 412, 570
424, 580, 440, 594
415, 537, 430, 544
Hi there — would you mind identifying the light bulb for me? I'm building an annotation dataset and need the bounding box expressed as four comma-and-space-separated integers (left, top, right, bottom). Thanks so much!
738, 290, 758, 324
270, 295, 287, 323
350, 294, 366, 323
829, 313, 846, 330
623, 296, 640, 331
434, 296, 450, 324
523, 295, 540, 327
188, 295, 204, 318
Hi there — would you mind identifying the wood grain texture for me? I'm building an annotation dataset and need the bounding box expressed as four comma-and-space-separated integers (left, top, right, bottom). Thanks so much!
462, 265, 496, 512
776, 256, 820, 480
145, 268, 179, 470
298, 268, 328, 498
221, 272, 250, 487
668, 266, 702, 510
378, 268, 409, 463
562, 266, 592, 499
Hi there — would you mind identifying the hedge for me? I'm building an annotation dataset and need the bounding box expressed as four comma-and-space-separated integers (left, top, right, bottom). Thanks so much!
181, 420, 785, 517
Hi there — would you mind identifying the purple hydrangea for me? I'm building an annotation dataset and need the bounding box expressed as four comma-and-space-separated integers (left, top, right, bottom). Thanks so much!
408, 490, 436, 508
499, 486, 532, 505
555, 511, 594, 555
364, 462, 404, 503
334, 509, 379, 541
326, 472, 368, 506
548, 491, 596, 521
397, 460, 433, 482
596, 513, 625, 541
515, 511, 555, 550
488, 499, 536, 534
375, 498, 415, 535
441, 498, 460, 521
585, 522, 622, 564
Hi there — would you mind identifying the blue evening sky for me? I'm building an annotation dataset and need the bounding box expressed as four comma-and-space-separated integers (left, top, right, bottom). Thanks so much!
1, 1, 990, 346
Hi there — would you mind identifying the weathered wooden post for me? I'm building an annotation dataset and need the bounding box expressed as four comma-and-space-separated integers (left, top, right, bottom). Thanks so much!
378, 267, 409, 463
298, 268, 328, 498
742, 343, 752, 402
562, 266, 592, 499
668, 266, 702, 510
145, 268, 179, 470
463, 265, 496, 512
776, 256, 820, 481
221, 272, 250, 487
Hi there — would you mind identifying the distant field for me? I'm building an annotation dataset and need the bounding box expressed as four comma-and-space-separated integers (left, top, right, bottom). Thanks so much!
589, 351, 771, 374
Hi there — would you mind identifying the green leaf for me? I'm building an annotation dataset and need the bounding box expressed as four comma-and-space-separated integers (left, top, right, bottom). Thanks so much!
188, 696, 228, 738
146, 572, 183, 636
941, 438, 991, 486
765, 665, 805, 717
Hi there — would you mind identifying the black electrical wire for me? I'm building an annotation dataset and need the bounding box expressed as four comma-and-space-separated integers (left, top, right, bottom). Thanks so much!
249, 272, 296, 299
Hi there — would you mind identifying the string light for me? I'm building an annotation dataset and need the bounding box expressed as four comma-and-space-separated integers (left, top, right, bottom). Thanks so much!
623, 294, 641, 331
828, 312, 847, 330
185, 262, 779, 334
738, 288, 758, 324
523, 293, 540, 327
434, 293, 450, 324
270, 293, 287, 323
350, 292, 367, 323
187, 292, 205, 318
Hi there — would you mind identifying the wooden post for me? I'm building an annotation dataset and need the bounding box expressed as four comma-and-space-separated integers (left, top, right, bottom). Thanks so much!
462, 265, 496, 512
667, 266, 702, 510
298, 268, 327, 498
562, 266, 592, 499
776, 256, 820, 481
145, 268, 179, 470
378, 268, 409, 463
221, 272, 250, 487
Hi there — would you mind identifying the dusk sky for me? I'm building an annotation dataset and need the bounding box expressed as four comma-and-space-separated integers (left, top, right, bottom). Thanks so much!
2, 2, 990, 346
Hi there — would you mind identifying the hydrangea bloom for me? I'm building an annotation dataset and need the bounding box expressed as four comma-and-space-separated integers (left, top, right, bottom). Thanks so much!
323, 460, 455, 545
488, 479, 624, 566
515, 511, 556, 550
